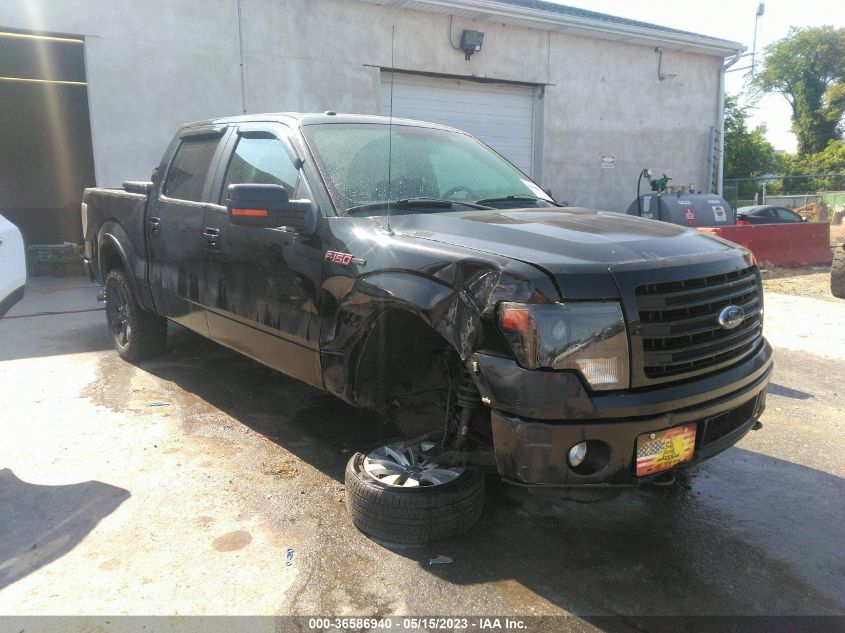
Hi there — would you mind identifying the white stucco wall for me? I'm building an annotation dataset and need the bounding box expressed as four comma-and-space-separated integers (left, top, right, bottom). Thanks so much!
0, 0, 243, 189
0, 0, 725, 212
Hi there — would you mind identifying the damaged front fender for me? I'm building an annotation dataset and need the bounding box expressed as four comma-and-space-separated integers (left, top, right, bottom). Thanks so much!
318, 222, 559, 407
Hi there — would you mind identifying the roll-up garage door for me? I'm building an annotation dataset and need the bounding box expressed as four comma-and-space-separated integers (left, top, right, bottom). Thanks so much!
380, 72, 536, 176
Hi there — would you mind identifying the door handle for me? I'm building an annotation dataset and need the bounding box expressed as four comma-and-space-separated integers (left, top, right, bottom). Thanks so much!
203, 227, 220, 250
148, 217, 161, 235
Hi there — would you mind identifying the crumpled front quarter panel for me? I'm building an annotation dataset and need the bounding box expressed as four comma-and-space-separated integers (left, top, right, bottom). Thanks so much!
317, 216, 559, 404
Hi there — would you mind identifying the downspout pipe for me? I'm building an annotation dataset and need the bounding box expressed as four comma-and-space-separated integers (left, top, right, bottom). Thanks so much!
237, 0, 247, 114
717, 48, 745, 195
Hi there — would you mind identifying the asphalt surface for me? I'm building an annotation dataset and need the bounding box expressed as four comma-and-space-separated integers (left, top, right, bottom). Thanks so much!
0, 276, 843, 624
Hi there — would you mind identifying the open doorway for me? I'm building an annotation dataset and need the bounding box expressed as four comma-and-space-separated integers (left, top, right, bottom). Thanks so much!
0, 30, 96, 246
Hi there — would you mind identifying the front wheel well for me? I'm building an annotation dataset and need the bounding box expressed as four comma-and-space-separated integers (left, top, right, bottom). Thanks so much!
351, 310, 459, 433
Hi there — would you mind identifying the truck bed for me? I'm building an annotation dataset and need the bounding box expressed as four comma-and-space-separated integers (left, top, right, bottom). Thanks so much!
82, 186, 150, 287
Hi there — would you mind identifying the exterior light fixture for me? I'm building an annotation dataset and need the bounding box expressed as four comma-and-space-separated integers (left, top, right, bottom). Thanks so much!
460, 30, 484, 60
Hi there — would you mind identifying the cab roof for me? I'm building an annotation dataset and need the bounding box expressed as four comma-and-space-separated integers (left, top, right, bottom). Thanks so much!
182, 112, 466, 134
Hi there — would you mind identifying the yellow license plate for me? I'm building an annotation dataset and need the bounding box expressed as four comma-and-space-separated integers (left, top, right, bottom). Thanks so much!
635, 424, 697, 477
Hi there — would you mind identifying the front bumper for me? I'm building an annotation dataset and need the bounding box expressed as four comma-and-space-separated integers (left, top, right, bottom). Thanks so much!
473, 339, 773, 487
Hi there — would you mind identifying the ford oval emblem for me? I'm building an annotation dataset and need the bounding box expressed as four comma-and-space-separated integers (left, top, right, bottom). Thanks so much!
718, 305, 745, 330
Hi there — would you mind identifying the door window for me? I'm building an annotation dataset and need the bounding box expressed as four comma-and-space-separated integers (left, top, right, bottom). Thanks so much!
222, 135, 300, 201
774, 208, 801, 221
164, 137, 219, 202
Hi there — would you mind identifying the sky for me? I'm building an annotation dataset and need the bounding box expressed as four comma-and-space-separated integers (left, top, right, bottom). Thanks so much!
552, 0, 845, 153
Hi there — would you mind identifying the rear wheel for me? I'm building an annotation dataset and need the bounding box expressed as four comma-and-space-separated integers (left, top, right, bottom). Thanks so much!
104, 268, 167, 361
345, 439, 485, 544
831, 247, 845, 298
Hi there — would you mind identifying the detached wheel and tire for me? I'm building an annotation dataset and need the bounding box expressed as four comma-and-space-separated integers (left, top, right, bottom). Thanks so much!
345, 439, 485, 544
831, 247, 845, 298
104, 268, 167, 361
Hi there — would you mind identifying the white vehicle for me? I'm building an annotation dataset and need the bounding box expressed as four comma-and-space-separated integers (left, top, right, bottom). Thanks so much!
0, 214, 26, 318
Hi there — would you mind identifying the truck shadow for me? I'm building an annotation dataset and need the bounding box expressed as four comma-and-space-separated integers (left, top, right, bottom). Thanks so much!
0, 469, 129, 590
141, 324, 413, 480
138, 326, 845, 619
0, 315, 113, 362
766, 382, 814, 400
0, 278, 113, 362
393, 451, 845, 618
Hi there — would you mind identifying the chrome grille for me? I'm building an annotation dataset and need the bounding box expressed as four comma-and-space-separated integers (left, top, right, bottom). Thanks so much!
635, 267, 763, 380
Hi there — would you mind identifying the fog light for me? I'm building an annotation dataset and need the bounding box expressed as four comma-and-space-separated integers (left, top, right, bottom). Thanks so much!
568, 442, 588, 467
576, 358, 626, 389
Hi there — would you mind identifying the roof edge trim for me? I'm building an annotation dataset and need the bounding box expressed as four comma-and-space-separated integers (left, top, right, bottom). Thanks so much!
367, 0, 745, 56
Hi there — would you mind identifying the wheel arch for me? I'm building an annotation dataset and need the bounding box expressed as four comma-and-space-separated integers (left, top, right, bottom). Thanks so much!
98, 223, 143, 303
350, 306, 458, 413
320, 260, 557, 412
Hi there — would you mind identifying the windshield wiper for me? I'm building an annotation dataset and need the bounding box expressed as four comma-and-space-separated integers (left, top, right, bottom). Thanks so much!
475, 194, 565, 208
346, 197, 492, 215
474, 194, 540, 205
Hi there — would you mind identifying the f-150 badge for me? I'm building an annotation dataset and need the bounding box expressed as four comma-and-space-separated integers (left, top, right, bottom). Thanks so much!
324, 250, 366, 266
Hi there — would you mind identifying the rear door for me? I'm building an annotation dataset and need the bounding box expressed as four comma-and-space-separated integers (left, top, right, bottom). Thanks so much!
147, 126, 228, 335
201, 123, 323, 388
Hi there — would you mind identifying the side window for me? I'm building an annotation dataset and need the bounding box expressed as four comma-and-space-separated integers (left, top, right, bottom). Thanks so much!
222, 135, 300, 201
775, 208, 799, 221
164, 137, 219, 202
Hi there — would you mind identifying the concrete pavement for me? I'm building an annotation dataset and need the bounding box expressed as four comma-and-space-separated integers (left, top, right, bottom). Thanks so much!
0, 276, 843, 621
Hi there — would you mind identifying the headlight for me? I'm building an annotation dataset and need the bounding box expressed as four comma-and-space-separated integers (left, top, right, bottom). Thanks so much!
497, 301, 630, 390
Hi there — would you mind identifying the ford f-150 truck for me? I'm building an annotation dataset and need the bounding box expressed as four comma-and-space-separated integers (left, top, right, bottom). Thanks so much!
82, 113, 772, 543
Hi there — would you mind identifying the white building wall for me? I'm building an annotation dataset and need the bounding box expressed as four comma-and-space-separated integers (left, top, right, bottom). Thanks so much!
0, 0, 244, 189
0, 0, 724, 212
543, 35, 722, 210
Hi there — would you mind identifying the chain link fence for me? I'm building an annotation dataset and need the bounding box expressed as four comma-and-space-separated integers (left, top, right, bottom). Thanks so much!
724, 175, 845, 225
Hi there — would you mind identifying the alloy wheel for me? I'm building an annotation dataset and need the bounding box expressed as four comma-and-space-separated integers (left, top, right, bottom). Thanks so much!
363, 440, 465, 488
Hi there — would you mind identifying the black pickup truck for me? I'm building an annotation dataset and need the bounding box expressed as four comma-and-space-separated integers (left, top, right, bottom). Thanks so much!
82, 113, 772, 543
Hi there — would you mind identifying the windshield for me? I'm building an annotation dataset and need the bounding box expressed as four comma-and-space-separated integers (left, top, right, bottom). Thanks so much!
302, 123, 555, 215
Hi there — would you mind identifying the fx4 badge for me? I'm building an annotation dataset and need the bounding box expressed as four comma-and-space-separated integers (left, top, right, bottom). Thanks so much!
324, 250, 366, 266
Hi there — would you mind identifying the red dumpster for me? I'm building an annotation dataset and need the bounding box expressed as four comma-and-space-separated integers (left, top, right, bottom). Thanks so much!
697, 223, 832, 267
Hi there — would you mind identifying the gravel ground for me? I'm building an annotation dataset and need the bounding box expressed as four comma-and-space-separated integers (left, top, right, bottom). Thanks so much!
760, 267, 836, 301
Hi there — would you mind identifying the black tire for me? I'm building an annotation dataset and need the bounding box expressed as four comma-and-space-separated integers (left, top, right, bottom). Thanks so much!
832, 247, 845, 299
345, 443, 485, 544
104, 268, 167, 361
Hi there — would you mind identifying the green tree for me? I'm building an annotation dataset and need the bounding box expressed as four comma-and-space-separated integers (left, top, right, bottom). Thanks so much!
723, 95, 778, 198
789, 140, 845, 191
752, 26, 845, 154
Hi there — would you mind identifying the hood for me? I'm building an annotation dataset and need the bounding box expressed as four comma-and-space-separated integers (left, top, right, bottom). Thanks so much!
387, 207, 741, 299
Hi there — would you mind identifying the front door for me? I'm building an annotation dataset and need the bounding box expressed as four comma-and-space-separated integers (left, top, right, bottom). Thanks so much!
147, 129, 227, 335
201, 124, 323, 387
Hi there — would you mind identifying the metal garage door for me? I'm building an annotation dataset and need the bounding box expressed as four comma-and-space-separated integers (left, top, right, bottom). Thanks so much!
380, 72, 536, 176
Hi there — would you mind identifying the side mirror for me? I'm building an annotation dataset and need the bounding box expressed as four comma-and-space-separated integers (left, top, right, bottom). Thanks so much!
227, 183, 312, 230
802, 216, 808, 222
